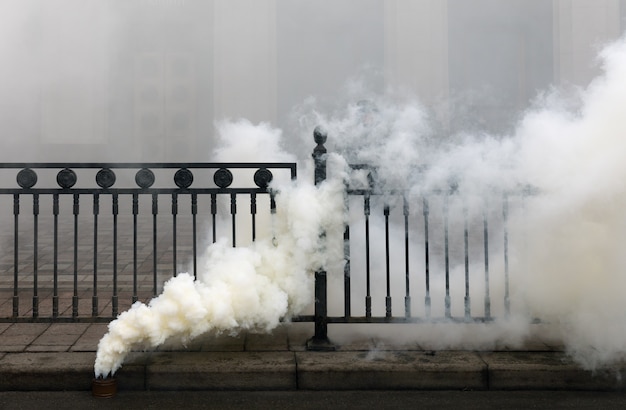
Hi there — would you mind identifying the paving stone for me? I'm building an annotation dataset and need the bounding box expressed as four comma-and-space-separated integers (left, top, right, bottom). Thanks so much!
1, 323, 49, 336
25, 345, 69, 353
42, 323, 90, 336
70, 324, 109, 352
0, 345, 25, 353
0, 333, 40, 350
29, 330, 83, 349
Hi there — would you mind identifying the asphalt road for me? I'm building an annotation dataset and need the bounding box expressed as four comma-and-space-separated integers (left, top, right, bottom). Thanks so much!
2, 390, 626, 410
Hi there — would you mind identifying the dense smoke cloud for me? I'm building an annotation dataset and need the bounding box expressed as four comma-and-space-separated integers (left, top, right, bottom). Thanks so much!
97, 33, 626, 376
512, 36, 626, 369
95, 122, 346, 377
291, 34, 626, 371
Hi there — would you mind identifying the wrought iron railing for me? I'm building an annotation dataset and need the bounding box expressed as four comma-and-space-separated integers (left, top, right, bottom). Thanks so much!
307, 127, 531, 350
0, 162, 296, 322
0, 131, 530, 353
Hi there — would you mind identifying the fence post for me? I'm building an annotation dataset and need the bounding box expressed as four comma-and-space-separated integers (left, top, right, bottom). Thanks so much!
307, 126, 336, 351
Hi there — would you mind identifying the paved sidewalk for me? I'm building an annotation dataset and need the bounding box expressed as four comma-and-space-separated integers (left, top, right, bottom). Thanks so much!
1, 322, 625, 392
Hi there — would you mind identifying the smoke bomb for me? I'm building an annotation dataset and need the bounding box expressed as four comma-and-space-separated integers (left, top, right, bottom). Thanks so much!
92, 376, 117, 399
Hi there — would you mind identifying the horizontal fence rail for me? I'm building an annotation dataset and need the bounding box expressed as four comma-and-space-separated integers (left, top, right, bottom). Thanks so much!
0, 162, 296, 322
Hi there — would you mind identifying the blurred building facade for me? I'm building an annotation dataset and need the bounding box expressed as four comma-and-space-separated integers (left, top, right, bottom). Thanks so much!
2, 0, 626, 161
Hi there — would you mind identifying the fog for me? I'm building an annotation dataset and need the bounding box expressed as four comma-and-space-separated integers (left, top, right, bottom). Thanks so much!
2, 0, 623, 162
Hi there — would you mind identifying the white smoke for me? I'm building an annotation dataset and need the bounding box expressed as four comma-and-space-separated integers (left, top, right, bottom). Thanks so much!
94, 120, 346, 378
294, 35, 626, 371
96, 34, 626, 377
213, 119, 297, 164
511, 35, 626, 369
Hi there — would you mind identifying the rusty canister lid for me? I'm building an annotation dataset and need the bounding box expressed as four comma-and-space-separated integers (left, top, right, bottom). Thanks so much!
92, 377, 117, 398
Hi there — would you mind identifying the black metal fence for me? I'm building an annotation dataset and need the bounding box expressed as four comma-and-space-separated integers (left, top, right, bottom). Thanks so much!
0, 162, 296, 322
307, 127, 530, 350
0, 131, 528, 352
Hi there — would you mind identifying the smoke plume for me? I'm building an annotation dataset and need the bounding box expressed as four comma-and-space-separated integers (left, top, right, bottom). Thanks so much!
512, 36, 626, 369
94, 120, 345, 378
294, 34, 626, 371
96, 34, 626, 377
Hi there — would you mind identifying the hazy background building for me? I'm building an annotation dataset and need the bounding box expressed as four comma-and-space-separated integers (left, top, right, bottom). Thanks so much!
1, 0, 625, 162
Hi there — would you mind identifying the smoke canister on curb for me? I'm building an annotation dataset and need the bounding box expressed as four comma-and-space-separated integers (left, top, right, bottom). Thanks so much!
92, 377, 117, 398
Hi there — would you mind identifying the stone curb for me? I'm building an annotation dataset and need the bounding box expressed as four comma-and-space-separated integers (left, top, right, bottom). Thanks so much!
2, 350, 625, 391
144, 352, 297, 390
480, 352, 626, 391
296, 351, 487, 390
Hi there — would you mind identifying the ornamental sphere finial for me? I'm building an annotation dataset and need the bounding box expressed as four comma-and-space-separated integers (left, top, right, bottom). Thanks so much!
313, 126, 327, 145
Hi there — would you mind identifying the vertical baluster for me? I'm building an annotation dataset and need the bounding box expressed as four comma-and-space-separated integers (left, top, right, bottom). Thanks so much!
211, 193, 217, 243
503, 193, 510, 318
423, 196, 430, 318
52, 194, 59, 317
72, 193, 79, 318
364, 193, 371, 318
250, 193, 257, 242
172, 193, 178, 276
343, 194, 351, 318
152, 193, 158, 297
270, 190, 276, 214
230, 193, 237, 247
12, 194, 19, 317
112, 193, 118, 317
464, 199, 471, 321
521, 187, 531, 319
384, 203, 392, 318
483, 198, 491, 320
270, 190, 277, 245
192, 193, 198, 279
93, 193, 99, 316
32, 194, 39, 318
444, 192, 451, 319
404, 195, 410, 318
132, 193, 139, 303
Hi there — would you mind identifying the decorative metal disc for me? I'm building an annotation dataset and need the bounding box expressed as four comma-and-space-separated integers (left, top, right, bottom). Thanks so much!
253, 168, 273, 189
213, 168, 233, 188
16, 168, 37, 189
135, 168, 155, 189
96, 168, 116, 189
174, 168, 194, 189
56, 168, 77, 189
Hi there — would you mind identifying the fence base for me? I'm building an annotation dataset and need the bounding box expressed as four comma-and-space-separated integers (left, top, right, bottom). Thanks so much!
306, 336, 336, 351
